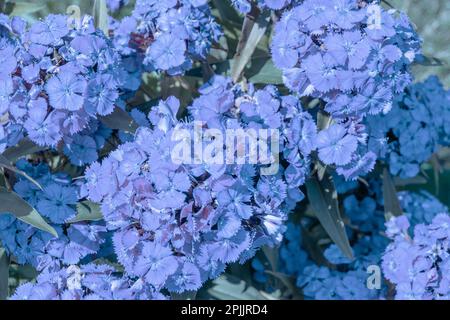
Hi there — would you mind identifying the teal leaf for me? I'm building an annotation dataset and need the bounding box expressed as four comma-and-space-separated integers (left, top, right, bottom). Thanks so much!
2, 138, 45, 162
99, 107, 139, 133
0, 154, 42, 190
0, 248, 9, 300
393, 175, 427, 187
246, 57, 283, 84
382, 168, 403, 220
430, 154, 442, 195
264, 270, 302, 299
203, 274, 274, 300
7, 0, 46, 18
301, 226, 330, 266
414, 54, 445, 66
211, 0, 242, 25
68, 201, 103, 223
0, 187, 57, 237
261, 245, 278, 272
305, 174, 353, 259
93, 0, 109, 36
230, 8, 270, 82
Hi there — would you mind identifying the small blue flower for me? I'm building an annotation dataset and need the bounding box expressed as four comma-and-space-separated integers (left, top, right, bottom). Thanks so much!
45, 69, 87, 111
317, 124, 358, 166
148, 34, 187, 71
36, 183, 78, 224
63, 134, 99, 166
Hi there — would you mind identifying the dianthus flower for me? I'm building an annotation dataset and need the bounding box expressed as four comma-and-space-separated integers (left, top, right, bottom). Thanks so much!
0, 160, 106, 270
109, 0, 222, 75
11, 263, 166, 300
83, 76, 315, 293
367, 76, 450, 178
382, 212, 450, 299
271, 0, 421, 119
0, 14, 133, 150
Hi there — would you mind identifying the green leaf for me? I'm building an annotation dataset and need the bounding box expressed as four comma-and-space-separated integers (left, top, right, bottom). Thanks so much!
0, 154, 42, 190
305, 173, 353, 259
99, 107, 139, 133
381, 0, 395, 8
246, 57, 283, 84
7, 1, 47, 18
430, 154, 442, 195
414, 54, 445, 66
2, 138, 45, 162
68, 201, 103, 223
230, 7, 270, 82
204, 274, 273, 300
301, 226, 330, 266
93, 0, 109, 36
0, 187, 57, 237
211, 0, 242, 25
0, 248, 9, 300
382, 168, 403, 220
261, 245, 278, 272
393, 175, 427, 187
264, 270, 302, 299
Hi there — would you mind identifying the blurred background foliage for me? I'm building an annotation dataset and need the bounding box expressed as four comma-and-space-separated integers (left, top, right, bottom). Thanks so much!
390, 0, 450, 208
390, 0, 450, 88
2, 0, 449, 86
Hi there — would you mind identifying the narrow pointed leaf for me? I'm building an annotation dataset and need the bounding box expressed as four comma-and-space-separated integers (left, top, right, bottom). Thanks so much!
430, 154, 442, 195
305, 174, 353, 259
0, 248, 8, 300
204, 274, 270, 300
0, 154, 42, 190
68, 201, 103, 223
262, 245, 278, 272
393, 175, 427, 187
2, 138, 45, 162
212, 0, 242, 24
0, 187, 57, 237
382, 168, 403, 220
230, 7, 270, 82
264, 270, 302, 299
93, 0, 109, 36
99, 107, 139, 133
247, 58, 283, 84
414, 54, 445, 66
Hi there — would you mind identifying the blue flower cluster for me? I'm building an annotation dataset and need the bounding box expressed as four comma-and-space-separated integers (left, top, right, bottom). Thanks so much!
63, 120, 113, 166
316, 121, 378, 180
367, 76, 450, 178
11, 263, 167, 300
382, 212, 450, 299
110, 0, 222, 75
399, 190, 449, 228
296, 181, 389, 299
253, 177, 450, 300
2, 159, 174, 300
0, 14, 132, 151
268, 0, 422, 180
271, 1, 420, 119
0, 160, 106, 271
253, 178, 388, 299
83, 76, 318, 293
